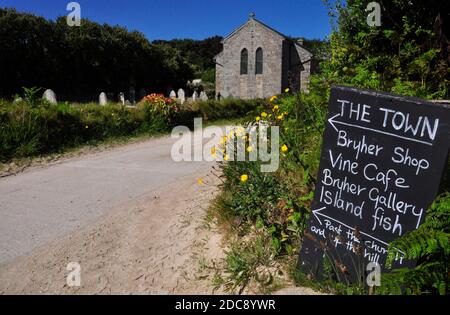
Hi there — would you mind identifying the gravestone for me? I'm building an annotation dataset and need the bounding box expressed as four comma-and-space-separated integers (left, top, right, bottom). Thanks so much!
200, 91, 208, 101
43, 89, 57, 104
299, 85, 450, 283
99, 92, 108, 106
119, 92, 125, 105
169, 90, 177, 99
192, 91, 198, 101
177, 89, 185, 104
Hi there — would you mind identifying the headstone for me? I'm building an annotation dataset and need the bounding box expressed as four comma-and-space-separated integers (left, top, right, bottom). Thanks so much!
125, 100, 132, 106
99, 92, 107, 106
177, 89, 185, 105
119, 92, 125, 105
42, 89, 57, 104
192, 91, 198, 101
192, 79, 202, 86
299, 86, 450, 283
200, 91, 208, 101
169, 90, 177, 99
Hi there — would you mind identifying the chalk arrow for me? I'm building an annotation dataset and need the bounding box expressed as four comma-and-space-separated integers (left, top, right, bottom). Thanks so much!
312, 207, 327, 225
327, 113, 433, 146
328, 114, 341, 133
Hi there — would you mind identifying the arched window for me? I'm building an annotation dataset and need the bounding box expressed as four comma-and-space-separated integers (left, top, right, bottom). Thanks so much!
255, 48, 263, 74
240, 48, 248, 75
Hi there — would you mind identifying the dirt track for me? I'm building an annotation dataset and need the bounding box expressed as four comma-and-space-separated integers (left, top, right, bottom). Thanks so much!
0, 132, 224, 294
0, 171, 223, 294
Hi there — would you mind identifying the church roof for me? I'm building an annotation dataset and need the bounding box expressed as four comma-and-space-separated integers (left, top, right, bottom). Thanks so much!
219, 14, 312, 53
222, 15, 288, 42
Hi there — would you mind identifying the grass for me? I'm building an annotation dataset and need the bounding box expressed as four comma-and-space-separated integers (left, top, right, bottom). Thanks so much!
0, 95, 259, 164
206, 191, 292, 295
0, 129, 165, 177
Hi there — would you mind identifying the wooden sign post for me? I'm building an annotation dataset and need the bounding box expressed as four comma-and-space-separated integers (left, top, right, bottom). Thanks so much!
299, 86, 450, 283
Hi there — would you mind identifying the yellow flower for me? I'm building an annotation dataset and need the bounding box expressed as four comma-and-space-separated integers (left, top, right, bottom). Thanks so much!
270, 95, 277, 102
197, 178, 204, 185
256, 116, 261, 122
281, 145, 288, 153
247, 146, 253, 153
285, 88, 290, 93
224, 154, 230, 161
220, 136, 227, 145
261, 112, 268, 118
268, 114, 272, 118
277, 114, 284, 120
273, 105, 279, 112
211, 147, 216, 155
240, 174, 249, 182
85, 125, 89, 129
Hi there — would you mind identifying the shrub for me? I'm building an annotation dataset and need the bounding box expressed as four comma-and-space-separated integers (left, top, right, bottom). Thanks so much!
0, 96, 261, 161
214, 91, 317, 255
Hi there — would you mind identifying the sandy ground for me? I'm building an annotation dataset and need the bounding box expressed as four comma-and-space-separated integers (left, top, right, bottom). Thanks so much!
0, 132, 216, 263
0, 172, 224, 294
0, 130, 321, 295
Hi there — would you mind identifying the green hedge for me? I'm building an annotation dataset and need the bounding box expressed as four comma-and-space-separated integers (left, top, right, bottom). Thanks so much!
0, 98, 259, 161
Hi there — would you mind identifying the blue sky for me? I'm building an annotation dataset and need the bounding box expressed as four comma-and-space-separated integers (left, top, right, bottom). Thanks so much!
2, 0, 332, 40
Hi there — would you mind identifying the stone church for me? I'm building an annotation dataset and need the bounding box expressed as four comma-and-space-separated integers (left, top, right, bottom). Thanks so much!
214, 14, 313, 100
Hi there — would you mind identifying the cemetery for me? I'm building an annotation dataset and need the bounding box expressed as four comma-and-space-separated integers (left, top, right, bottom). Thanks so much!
0, 0, 449, 300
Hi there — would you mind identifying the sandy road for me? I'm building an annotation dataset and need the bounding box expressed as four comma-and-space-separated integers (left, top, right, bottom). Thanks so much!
0, 130, 226, 294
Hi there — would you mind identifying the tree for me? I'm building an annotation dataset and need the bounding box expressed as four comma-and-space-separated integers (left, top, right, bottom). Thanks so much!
0, 8, 194, 100
322, 0, 450, 98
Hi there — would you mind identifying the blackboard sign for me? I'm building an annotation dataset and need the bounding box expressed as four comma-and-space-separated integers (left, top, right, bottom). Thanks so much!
299, 86, 450, 283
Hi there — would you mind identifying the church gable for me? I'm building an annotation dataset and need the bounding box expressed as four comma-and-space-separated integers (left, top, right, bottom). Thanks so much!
222, 16, 286, 44
215, 14, 313, 99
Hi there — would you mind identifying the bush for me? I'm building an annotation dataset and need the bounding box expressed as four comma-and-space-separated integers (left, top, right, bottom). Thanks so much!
0, 95, 261, 161
214, 91, 320, 255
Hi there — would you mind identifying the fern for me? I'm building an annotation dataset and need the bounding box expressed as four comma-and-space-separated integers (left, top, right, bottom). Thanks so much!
383, 192, 450, 294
